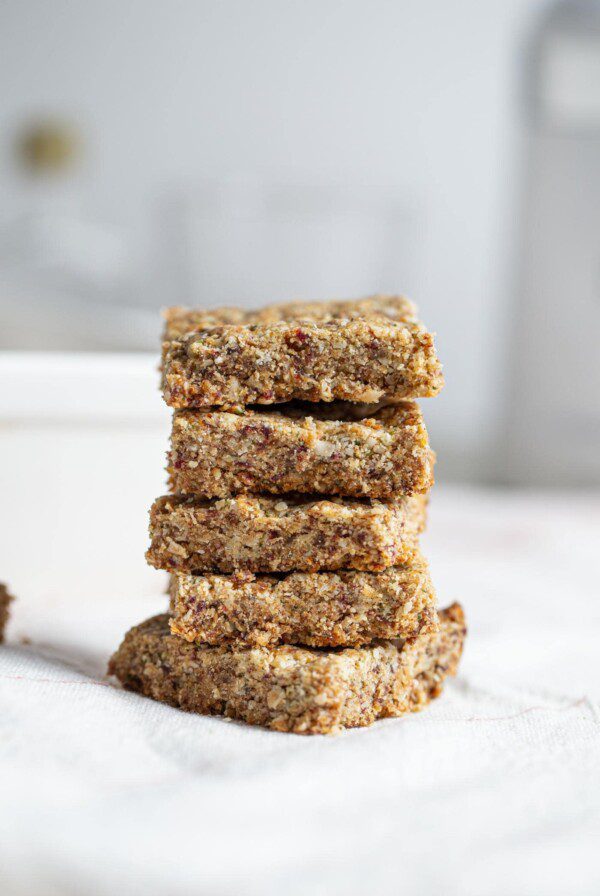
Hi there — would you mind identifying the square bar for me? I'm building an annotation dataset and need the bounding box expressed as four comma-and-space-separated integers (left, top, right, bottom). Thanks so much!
147, 493, 427, 574
169, 554, 436, 648
161, 296, 443, 407
169, 400, 434, 500
109, 604, 466, 734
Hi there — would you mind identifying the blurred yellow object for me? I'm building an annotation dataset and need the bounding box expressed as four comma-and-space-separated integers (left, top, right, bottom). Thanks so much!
17, 120, 80, 173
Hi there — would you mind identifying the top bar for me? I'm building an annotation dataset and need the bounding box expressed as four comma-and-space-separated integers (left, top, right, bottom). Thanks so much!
163, 295, 419, 340
161, 295, 443, 407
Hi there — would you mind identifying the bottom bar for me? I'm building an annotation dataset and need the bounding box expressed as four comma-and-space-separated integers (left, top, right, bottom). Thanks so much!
109, 604, 466, 735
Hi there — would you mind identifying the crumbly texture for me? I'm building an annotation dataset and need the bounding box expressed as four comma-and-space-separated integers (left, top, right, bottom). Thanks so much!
163, 295, 419, 340
147, 493, 427, 574
162, 299, 443, 407
169, 400, 434, 499
169, 554, 436, 648
108, 604, 466, 734
0, 583, 13, 642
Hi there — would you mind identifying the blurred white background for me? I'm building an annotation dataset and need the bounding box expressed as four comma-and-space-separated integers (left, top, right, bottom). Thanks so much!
0, 0, 599, 484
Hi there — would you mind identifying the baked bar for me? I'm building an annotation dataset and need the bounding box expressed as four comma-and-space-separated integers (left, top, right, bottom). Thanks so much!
0, 583, 13, 642
162, 297, 443, 407
147, 493, 427, 574
163, 295, 419, 340
108, 604, 466, 734
169, 400, 434, 499
169, 554, 436, 648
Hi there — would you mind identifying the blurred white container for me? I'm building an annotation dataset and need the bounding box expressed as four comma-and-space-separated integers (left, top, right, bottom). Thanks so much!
507, 0, 600, 486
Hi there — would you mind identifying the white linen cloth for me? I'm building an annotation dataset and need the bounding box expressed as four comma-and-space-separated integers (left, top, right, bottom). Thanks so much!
1, 366, 599, 895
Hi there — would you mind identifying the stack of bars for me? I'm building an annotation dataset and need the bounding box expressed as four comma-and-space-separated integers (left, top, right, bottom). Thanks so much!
110, 296, 467, 734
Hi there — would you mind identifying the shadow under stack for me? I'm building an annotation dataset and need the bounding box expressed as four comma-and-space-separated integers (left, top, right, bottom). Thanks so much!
109, 296, 467, 734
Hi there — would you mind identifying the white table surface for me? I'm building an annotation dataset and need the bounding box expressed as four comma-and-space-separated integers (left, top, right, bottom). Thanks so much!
0, 354, 599, 896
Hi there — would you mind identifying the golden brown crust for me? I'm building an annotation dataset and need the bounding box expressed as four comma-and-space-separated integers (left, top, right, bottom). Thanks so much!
169, 401, 434, 499
108, 604, 466, 734
169, 555, 437, 648
147, 493, 427, 574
